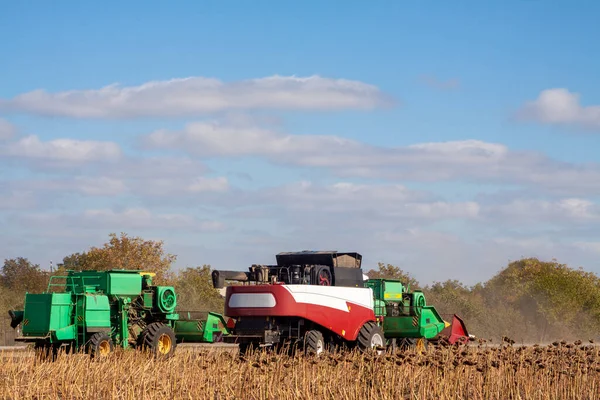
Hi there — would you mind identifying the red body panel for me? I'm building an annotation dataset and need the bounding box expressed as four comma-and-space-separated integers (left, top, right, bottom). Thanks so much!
438, 314, 469, 344
224, 284, 375, 341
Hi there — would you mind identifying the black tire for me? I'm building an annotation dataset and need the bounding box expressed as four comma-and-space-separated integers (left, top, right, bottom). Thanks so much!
139, 322, 177, 359
357, 321, 385, 354
304, 330, 325, 356
86, 332, 114, 359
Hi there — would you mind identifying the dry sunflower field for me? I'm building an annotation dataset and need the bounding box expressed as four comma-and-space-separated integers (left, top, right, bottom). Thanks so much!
0, 340, 599, 400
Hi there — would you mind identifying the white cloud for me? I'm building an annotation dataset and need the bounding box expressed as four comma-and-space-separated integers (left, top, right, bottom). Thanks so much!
3, 177, 126, 197
223, 181, 481, 225
187, 176, 229, 193
3, 135, 122, 163
517, 88, 600, 129
483, 198, 599, 223
75, 177, 127, 196
144, 121, 600, 195
144, 121, 362, 158
0, 75, 393, 118
11, 208, 226, 232
0, 118, 16, 140
0, 190, 37, 209
573, 241, 600, 254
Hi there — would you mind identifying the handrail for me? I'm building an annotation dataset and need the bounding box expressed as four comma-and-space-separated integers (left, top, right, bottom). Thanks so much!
45, 275, 101, 293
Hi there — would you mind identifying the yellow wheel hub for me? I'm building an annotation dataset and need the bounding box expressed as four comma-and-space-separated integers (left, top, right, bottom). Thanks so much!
98, 340, 111, 356
158, 333, 172, 354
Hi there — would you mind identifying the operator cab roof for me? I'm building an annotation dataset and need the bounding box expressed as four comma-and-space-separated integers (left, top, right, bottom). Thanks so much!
275, 251, 362, 268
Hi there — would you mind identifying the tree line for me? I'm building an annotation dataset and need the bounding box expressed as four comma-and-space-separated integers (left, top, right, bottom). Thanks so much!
2, 232, 599, 343
366, 260, 600, 343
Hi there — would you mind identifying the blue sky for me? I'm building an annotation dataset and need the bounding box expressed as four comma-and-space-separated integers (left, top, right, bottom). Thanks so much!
1, 1, 600, 284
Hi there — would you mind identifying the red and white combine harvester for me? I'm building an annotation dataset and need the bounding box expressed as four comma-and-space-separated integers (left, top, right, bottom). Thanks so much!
212, 251, 470, 354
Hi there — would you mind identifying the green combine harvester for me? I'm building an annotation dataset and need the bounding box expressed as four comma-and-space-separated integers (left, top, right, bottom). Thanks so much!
366, 278, 467, 351
8, 269, 229, 359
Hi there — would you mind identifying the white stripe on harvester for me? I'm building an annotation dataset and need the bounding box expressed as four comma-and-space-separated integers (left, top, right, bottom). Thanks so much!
282, 285, 373, 312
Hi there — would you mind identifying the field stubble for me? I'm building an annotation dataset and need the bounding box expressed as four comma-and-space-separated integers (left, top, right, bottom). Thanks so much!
0, 341, 599, 400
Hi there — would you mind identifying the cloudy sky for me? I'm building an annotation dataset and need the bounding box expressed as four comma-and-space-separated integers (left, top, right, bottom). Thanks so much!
1, 1, 599, 284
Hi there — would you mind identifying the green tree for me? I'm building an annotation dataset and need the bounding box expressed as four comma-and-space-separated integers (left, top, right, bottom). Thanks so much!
366, 263, 420, 289
0, 258, 50, 329
61, 233, 176, 284
174, 265, 224, 313
0, 257, 49, 294
483, 258, 600, 341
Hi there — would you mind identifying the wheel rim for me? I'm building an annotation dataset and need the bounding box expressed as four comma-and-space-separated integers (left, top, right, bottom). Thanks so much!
318, 269, 331, 285
371, 333, 383, 348
158, 333, 172, 354
316, 339, 324, 355
98, 340, 111, 356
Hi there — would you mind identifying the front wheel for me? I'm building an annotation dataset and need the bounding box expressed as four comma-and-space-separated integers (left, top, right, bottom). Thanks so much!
139, 322, 177, 359
357, 321, 385, 355
87, 332, 114, 359
304, 330, 325, 356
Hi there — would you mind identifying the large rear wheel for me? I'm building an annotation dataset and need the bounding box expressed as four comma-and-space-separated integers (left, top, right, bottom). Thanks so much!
139, 322, 177, 359
357, 321, 385, 355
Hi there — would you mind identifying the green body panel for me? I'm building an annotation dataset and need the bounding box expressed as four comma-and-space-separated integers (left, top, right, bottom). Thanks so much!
22, 293, 72, 337
366, 278, 446, 340
381, 281, 404, 300
382, 307, 446, 339
57, 270, 142, 297
106, 272, 142, 297
156, 286, 177, 312
203, 312, 229, 342
54, 324, 77, 341
174, 320, 206, 342
84, 294, 111, 329
174, 312, 229, 343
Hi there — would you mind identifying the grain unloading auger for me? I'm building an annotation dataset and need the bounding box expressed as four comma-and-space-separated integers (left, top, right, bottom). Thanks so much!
211, 250, 470, 355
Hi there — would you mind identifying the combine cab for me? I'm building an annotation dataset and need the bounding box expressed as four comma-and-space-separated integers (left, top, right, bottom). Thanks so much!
212, 251, 470, 355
